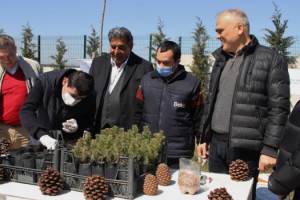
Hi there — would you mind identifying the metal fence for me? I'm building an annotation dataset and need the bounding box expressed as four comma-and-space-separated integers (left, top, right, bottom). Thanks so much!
12, 35, 300, 67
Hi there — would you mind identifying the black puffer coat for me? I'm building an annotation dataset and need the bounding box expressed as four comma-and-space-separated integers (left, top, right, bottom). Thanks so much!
268, 101, 300, 199
199, 36, 290, 156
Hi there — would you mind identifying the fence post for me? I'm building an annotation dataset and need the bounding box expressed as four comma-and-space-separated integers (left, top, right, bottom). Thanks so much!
149, 34, 152, 62
83, 35, 87, 59
37, 35, 41, 64
178, 36, 182, 49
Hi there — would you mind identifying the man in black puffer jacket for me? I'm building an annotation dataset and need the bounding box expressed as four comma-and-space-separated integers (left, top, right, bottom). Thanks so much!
197, 9, 290, 199
268, 101, 300, 200
132, 41, 203, 168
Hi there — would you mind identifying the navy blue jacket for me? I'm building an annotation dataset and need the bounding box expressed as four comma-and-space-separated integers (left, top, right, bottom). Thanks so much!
20, 69, 96, 141
132, 65, 203, 159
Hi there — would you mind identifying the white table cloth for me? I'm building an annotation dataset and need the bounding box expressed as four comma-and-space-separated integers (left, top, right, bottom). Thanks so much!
0, 171, 253, 200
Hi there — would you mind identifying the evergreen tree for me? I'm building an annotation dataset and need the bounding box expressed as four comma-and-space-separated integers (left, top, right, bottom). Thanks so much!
87, 26, 100, 58
190, 17, 210, 97
264, 2, 295, 65
0, 28, 4, 34
50, 37, 68, 70
20, 23, 37, 59
150, 18, 170, 63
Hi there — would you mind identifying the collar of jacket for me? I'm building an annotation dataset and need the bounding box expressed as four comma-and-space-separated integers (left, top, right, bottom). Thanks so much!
151, 64, 185, 82
54, 68, 77, 98
212, 35, 259, 62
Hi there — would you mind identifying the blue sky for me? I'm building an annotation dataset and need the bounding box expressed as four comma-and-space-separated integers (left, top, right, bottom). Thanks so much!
1, 0, 299, 39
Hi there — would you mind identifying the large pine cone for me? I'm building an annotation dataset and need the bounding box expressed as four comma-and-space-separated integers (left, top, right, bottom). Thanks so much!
155, 163, 171, 186
0, 137, 11, 154
208, 187, 233, 200
83, 175, 108, 200
229, 159, 249, 181
38, 167, 64, 196
143, 174, 158, 195
0, 164, 4, 182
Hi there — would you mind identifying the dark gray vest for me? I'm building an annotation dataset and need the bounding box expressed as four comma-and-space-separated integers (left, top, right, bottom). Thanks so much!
100, 72, 125, 129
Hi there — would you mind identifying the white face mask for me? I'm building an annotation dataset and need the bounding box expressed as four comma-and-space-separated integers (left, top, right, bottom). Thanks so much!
62, 92, 81, 106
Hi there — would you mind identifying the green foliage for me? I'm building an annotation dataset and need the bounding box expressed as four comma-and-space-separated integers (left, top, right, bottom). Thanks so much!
0, 28, 4, 34
71, 125, 165, 165
189, 17, 211, 97
264, 2, 295, 65
87, 26, 100, 58
72, 131, 92, 163
150, 18, 170, 63
50, 37, 68, 70
20, 23, 37, 59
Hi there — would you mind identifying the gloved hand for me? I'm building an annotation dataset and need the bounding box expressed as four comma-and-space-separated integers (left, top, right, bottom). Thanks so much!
62, 118, 78, 133
39, 135, 58, 150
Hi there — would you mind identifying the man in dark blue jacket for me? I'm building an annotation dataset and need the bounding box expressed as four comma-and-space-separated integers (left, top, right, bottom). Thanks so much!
132, 41, 203, 168
20, 69, 95, 149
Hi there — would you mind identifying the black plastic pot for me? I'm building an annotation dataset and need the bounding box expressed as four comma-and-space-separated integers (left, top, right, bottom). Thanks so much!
105, 163, 117, 179
91, 161, 105, 176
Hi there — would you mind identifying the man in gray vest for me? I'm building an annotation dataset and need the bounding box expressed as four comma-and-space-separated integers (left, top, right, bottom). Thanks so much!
89, 27, 153, 133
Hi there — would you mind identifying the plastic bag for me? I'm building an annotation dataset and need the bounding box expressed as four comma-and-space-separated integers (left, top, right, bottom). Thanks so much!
177, 158, 201, 195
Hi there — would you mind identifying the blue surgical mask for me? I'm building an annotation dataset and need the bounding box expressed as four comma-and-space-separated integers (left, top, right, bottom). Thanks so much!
156, 65, 173, 77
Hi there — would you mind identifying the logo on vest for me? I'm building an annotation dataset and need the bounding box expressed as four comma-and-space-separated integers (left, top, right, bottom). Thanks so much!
174, 102, 185, 108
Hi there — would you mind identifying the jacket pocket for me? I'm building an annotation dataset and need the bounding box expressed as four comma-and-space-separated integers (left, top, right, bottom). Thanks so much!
256, 106, 267, 135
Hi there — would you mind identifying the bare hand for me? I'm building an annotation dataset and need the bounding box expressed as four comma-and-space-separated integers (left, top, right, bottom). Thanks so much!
197, 143, 208, 159
258, 154, 277, 171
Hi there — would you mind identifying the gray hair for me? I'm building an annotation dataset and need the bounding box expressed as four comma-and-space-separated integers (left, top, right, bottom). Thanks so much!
218, 9, 250, 33
0, 34, 17, 50
108, 27, 133, 48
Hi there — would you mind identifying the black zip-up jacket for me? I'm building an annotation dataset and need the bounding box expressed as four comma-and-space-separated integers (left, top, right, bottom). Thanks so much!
20, 69, 96, 141
199, 35, 290, 157
268, 101, 300, 199
132, 65, 203, 158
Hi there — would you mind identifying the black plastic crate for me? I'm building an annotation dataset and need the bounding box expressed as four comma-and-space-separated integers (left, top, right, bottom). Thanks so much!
1, 148, 60, 184
60, 147, 166, 199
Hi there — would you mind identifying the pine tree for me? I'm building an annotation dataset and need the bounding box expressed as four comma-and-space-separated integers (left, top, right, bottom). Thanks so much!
190, 17, 210, 97
264, 2, 295, 65
0, 28, 4, 34
150, 18, 170, 63
87, 26, 100, 58
50, 37, 68, 70
20, 23, 37, 59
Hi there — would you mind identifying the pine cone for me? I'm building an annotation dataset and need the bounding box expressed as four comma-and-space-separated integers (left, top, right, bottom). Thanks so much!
0, 137, 11, 154
0, 164, 4, 182
83, 175, 108, 200
143, 174, 158, 195
229, 159, 249, 181
38, 167, 64, 196
208, 187, 233, 200
155, 163, 171, 186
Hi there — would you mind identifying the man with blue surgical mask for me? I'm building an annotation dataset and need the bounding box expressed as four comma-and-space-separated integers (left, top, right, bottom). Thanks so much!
132, 41, 203, 168
20, 69, 96, 150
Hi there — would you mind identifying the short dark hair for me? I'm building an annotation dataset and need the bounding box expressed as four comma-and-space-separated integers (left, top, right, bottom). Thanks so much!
157, 41, 181, 61
0, 34, 16, 50
67, 71, 94, 96
108, 27, 133, 49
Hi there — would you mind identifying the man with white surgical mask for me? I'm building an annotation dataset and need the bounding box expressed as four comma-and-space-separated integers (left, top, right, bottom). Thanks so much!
20, 69, 95, 150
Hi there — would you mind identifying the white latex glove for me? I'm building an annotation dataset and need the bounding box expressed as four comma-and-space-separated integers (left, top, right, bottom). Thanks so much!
39, 135, 58, 150
62, 118, 78, 133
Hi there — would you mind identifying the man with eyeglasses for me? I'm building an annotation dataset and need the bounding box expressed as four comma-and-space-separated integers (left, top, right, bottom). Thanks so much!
20, 69, 96, 150
0, 34, 40, 149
